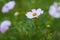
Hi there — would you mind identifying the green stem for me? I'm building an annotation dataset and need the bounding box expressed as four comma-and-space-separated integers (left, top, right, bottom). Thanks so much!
34, 18, 40, 40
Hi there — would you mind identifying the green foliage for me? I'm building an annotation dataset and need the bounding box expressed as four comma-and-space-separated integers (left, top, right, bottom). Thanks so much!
0, 0, 60, 40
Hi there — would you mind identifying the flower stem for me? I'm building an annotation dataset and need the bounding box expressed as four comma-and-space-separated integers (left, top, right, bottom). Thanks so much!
34, 18, 40, 40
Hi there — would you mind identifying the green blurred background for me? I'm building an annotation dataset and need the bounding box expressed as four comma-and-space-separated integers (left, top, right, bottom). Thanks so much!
0, 0, 60, 40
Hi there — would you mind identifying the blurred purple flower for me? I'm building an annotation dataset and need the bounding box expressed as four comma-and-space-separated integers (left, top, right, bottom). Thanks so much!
0, 20, 11, 33
2, 1, 16, 13
49, 2, 60, 18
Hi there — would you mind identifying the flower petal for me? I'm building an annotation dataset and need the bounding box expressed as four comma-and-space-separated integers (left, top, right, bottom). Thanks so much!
52, 13, 60, 18
49, 6, 56, 15
2, 1, 15, 13
1, 26, 9, 33
32, 9, 36, 13
2, 4, 9, 13
26, 12, 34, 19
7, 1, 15, 10
0, 20, 11, 33
36, 8, 43, 16
49, 2, 60, 18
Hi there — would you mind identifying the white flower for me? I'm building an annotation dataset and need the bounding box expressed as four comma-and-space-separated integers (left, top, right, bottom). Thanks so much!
0, 20, 11, 33
26, 8, 43, 19
2, 1, 15, 13
49, 2, 60, 18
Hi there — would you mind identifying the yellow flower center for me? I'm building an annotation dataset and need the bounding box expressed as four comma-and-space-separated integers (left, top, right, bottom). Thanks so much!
32, 13, 37, 16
